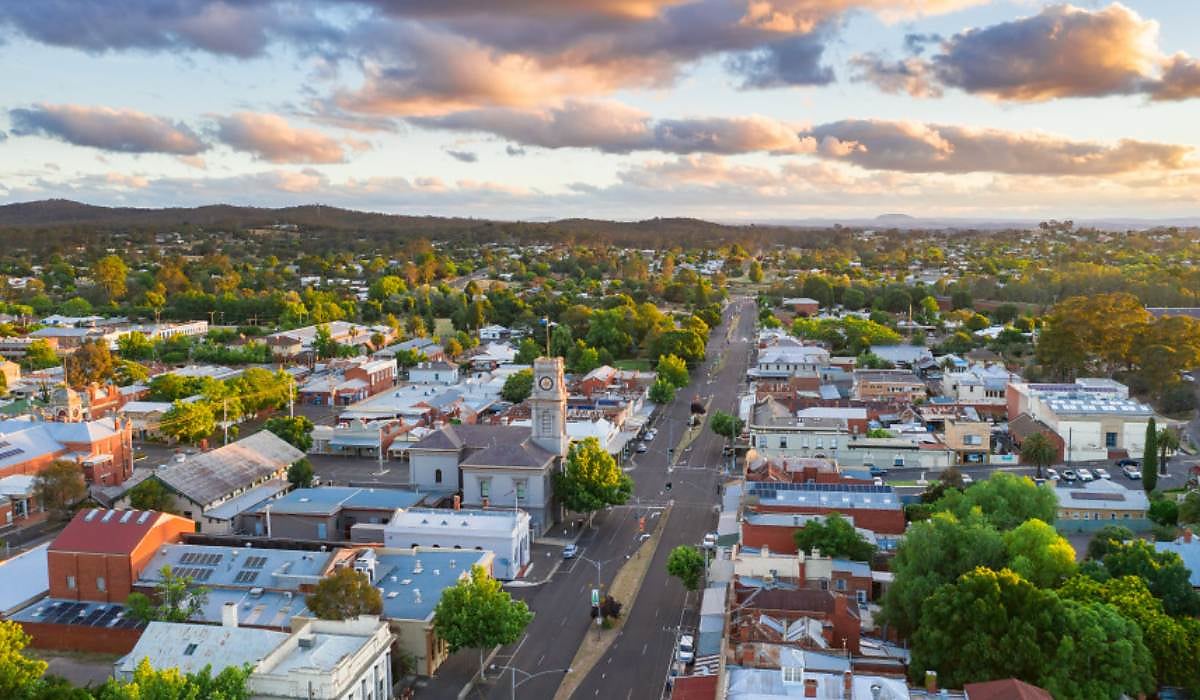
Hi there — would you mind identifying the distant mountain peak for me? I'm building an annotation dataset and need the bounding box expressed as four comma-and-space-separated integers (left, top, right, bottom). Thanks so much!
874, 213, 916, 221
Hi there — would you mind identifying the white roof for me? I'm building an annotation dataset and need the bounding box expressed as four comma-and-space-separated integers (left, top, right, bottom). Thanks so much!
116, 622, 287, 677
384, 507, 527, 536
0, 543, 48, 614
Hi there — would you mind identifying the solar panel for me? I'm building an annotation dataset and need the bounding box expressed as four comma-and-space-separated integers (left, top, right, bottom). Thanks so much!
1071, 492, 1125, 502
0, 448, 25, 461
243, 556, 268, 569
234, 570, 259, 584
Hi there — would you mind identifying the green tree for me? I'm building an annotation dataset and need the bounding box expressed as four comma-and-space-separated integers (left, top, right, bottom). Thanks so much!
94, 254, 129, 301
126, 566, 209, 623
880, 512, 1007, 636
59, 296, 92, 317
312, 324, 340, 360
1158, 426, 1180, 472
648, 378, 675, 404
306, 568, 382, 620
1095, 539, 1200, 616
1149, 498, 1180, 527
747, 260, 763, 283
709, 410, 743, 444
64, 338, 116, 388
501, 368, 534, 403
933, 472, 1056, 531
566, 341, 601, 374
161, 400, 216, 445
115, 359, 150, 387
23, 338, 59, 370
287, 458, 314, 489
393, 348, 427, 374
1179, 491, 1200, 526
793, 512, 876, 561
656, 354, 689, 389
666, 545, 705, 591
549, 324, 574, 358
128, 478, 176, 513
554, 437, 633, 525
32, 460, 87, 521
117, 331, 155, 360
432, 564, 532, 682
513, 337, 541, 365
1086, 524, 1135, 560
1143, 417, 1158, 492
265, 416, 315, 452
1019, 432, 1057, 479
1003, 519, 1076, 588
95, 657, 252, 700
0, 620, 48, 697
910, 567, 1152, 699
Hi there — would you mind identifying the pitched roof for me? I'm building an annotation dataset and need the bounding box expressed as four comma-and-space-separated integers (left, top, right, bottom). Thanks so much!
411, 424, 531, 452
155, 431, 303, 506
461, 440, 555, 469
964, 678, 1053, 700
51, 508, 180, 555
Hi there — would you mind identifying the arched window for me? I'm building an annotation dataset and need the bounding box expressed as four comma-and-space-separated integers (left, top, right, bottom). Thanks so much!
434, 468, 443, 484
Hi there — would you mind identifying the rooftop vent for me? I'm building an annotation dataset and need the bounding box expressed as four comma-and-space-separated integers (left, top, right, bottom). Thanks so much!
119, 511, 134, 524
136, 511, 151, 524
84, 509, 99, 522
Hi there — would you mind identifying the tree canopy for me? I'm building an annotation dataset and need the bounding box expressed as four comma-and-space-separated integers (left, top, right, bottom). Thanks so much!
501, 368, 534, 403
933, 472, 1056, 531
555, 437, 633, 519
306, 568, 383, 620
792, 512, 876, 562
126, 566, 209, 624
264, 416, 315, 452
33, 460, 87, 521
667, 545, 705, 591
432, 565, 531, 680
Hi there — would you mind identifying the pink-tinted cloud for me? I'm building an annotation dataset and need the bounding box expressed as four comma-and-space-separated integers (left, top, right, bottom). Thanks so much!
9, 104, 207, 154
213, 112, 358, 164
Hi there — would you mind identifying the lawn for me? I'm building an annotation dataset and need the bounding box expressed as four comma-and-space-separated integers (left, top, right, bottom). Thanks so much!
613, 358, 652, 371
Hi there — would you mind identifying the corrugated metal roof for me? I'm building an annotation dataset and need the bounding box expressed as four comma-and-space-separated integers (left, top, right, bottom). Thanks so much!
156, 431, 302, 506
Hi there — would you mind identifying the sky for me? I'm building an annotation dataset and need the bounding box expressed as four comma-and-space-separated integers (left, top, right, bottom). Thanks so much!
1, 1, 1199, 222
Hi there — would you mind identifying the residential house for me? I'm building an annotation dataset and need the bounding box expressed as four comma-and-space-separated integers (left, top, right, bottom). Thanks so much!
478, 324, 510, 341
853, 370, 927, 402
1054, 479, 1150, 533
0, 474, 43, 528
408, 361, 460, 386
780, 298, 821, 317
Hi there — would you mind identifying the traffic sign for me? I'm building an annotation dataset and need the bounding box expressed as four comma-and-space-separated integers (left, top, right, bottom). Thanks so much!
591, 588, 600, 606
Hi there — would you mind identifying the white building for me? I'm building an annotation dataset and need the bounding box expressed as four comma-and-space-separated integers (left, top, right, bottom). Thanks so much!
114, 615, 394, 700
382, 507, 531, 580
942, 362, 1020, 406
478, 325, 509, 341
750, 343, 831, 379
408, 361, 459, 385
1009, 379, 1154, 461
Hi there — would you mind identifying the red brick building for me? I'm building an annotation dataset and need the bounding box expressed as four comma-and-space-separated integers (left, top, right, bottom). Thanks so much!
47, 508, 195, 603
730, 584, 861, 654
745, 482, 906, 535
0, 417, 134, 486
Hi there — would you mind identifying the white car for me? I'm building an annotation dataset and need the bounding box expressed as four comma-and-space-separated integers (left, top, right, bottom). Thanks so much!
1093, 468, 1111, 480
960, 473, 974, 485
1045, 468, 1060, 481
1076, 468, 1094, 482
702, 532, 718, 549
677, 634, 695, 665
643, 431, 655, 442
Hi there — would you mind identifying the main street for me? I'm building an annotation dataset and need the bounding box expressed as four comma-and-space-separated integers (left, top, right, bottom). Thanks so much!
454, 296, 757, 700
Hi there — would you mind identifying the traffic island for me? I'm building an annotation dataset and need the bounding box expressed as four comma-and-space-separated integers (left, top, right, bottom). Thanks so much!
553, 505, 674, 700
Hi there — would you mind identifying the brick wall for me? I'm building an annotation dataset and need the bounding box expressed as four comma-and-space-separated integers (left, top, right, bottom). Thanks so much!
752, 504, 906, 535
20, 621, 142, 654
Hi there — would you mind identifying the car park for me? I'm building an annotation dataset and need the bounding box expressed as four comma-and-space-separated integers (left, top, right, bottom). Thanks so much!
1094, 468, 1111, 479
1062, 469, 1078, 482
562, 544, 578, 559
1046, 468, 1060, 481
1077, 468, 1094, 481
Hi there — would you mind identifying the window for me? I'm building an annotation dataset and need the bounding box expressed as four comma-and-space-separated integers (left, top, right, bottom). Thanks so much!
183, 644, 198, 656
1105, 432, 1117, 448
480, 479, 491, 499
66, 576, 76, 590
819, 579, 829, 590
779, 437, 787, 449
830, 438, 838, 450
782, 666, 803, 683
856, 590, 867, 604
434, 468, 443, 484
515, 480, 527, 501
836, 579, 846, 591
97, 577, 106, 592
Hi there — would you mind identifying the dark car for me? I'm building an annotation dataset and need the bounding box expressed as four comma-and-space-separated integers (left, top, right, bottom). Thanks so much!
1117, 458, 1140, 468
868, 465, 889, 477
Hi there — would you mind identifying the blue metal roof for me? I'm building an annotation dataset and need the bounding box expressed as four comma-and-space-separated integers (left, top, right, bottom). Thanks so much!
375, 550, 490, 621
252, 486, 425, 516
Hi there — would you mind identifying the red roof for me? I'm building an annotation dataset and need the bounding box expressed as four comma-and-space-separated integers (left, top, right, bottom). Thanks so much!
670, 675, 718, 700
964, 679, 1053, 700
50, 508, 174, 555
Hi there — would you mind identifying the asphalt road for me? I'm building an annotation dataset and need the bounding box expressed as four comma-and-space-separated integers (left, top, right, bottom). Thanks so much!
435, 297, 755, 700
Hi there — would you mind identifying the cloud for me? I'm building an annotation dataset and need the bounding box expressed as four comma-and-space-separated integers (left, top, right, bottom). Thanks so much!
854, 3, 1200, 102
213, 112, 354, 163
412, 101, 1189, 176
506, 144, 526, 157
808, 120, 1190, 175
0, 1, 340, 58
446, 149, 478, 163
9, 104, 207, 154
413, 100, 815, 154
0, 130, 7, 143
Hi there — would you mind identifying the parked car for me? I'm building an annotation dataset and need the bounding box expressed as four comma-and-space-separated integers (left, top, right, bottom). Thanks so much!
1045, 468, 1060, 481
1062, 469, 1079, 482
636, 442, 648, 453
1077, 468, 1094, 482
960, 473, 974, 485
677, 634, 695, 665
1117, 458, 1140, 468
867, 465, 889, 477
1094, 468, 1111, 480
644, 431, 655, 442
562, 544, 578, 559
1123, 465, 1142, 480
702, 532, 718, 549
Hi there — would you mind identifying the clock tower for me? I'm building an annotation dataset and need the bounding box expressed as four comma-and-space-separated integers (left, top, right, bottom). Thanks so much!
531, 356, 568, 456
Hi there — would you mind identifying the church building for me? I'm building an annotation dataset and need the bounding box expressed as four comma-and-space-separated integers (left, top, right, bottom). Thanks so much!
407, 357, 568, 534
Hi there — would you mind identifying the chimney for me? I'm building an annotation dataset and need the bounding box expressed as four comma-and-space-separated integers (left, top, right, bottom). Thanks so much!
453, 495, 461, 511
804, 679, 818, 698
761, 545, 770, 558
843, 670, 853, 699
1186, 528, 1193, 544
924, 671, 938, 693
740, 644, 755, 666
221, 602, 238, 628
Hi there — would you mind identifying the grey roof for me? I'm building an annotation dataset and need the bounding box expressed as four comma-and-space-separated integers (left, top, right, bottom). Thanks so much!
1155, 539, 1200, 587
412, 423, 531, 452
747, 482, 901, 510
1055, 479, 1149, 512
202, 479, 290, 521
461, 440, 555, 469
116, 622, 287, 677
139, 543, 334, 591
375, 549, 489, 621
155, 431, 303, 506
251, 486, 425, 516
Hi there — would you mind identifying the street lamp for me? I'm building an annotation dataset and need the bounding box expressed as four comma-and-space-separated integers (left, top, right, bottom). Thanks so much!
492, 665, 572, 700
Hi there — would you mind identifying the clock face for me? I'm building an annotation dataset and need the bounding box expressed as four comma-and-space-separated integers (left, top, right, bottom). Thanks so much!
538, 375, 554, 391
